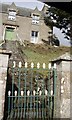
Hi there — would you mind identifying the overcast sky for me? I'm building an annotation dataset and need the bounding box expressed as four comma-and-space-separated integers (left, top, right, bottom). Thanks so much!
53, 27, 70, 47
0, 0, 44, 10
0, 0, 71, 46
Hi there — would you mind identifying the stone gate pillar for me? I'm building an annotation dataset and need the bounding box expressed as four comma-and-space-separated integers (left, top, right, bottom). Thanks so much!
0, 50, 11, 120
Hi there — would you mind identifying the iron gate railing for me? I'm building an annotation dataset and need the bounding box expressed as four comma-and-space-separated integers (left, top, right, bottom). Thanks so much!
7, 61, 57, 120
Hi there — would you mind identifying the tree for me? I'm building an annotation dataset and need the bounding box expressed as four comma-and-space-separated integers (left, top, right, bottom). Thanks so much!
52, 34, 60, 46
44, 6, 71, 40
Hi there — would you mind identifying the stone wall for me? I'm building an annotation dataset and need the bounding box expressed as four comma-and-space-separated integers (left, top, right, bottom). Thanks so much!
60, 61, 71, 118
54, 60, 71, 118
0, 52, 10, 120
54, 61, 62, 118
1, 12, 51, 44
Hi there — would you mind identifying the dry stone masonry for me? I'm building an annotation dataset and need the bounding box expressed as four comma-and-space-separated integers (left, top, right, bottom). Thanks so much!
0, 50, 11, 120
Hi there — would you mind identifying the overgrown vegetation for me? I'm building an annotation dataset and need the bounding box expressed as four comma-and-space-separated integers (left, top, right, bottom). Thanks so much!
44, 6, 71, 40
23, 41, 70, 66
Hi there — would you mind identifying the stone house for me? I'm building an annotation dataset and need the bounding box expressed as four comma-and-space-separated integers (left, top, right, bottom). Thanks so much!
51, 52, 72, 118
0, 2, 51, 44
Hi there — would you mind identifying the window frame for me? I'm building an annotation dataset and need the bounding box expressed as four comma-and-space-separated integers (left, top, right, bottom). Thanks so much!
31, 31, 38, 38
32, 14, 40, 25
31, 31, 39, 43
8, 10, 16, 21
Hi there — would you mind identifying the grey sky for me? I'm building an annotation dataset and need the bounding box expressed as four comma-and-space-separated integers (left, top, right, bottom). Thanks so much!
1, 0, 44, 10
53, 27, 71, 47
0, 0, 71, 46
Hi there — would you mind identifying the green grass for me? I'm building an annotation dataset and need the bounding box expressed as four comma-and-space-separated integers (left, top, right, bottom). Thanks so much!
23, 42, 70, 67
24, 49, 57, 65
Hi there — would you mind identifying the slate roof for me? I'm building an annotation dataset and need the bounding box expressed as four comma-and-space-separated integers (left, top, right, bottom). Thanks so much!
42, 4, 48, 11
8, 2, 17, 11
0, 3, 31, 17
51, 52, 72, 62
0, 3, 44, 18
0, 3, 9, 13
18, 6, 32, 17
32, 6, 41, 15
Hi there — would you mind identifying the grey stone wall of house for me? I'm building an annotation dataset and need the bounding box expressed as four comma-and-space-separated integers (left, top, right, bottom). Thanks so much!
53, 60, 71, 118
0, 13, 4, 36
17, 15, 51, 43
39, 19, 51, 42
1, 6, 51, 43
0, 52, 10, 120
0, 12, 2, 40
17, 15, 32, 42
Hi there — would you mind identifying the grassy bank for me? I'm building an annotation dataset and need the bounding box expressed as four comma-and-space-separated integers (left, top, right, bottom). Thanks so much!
23, 41, 70, 66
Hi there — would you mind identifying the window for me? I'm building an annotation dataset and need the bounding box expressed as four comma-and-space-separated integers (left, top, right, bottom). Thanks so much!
31, 31, 39, 43
35, 31, 38, 37
32, 19, 39, 24
31, 31, 34, 37
31, 31, 38, 37
32, 14, 40, 24
8, 11, 16, 21
32, 14, 39, 20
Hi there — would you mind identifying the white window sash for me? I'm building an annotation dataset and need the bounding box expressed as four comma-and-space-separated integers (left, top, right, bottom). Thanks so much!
8, 16, 16, 21
31, 31, 39, 43
32, 14, 39, 24
32, 19, 39, 24
9, 11, 16, 16
8, 11, 16, 21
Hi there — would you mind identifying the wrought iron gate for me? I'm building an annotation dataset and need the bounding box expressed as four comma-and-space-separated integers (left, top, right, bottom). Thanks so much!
7, 61, 57, 120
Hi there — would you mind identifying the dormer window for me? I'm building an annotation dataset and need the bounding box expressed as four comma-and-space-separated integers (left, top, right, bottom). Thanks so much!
8, 10, 16, 21
32, 14, 40, 25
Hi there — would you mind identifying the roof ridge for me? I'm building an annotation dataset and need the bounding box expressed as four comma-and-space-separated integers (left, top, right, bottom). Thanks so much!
1, 3, 44, 17
1, 3, 33, 11
17, 5, 33, 11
